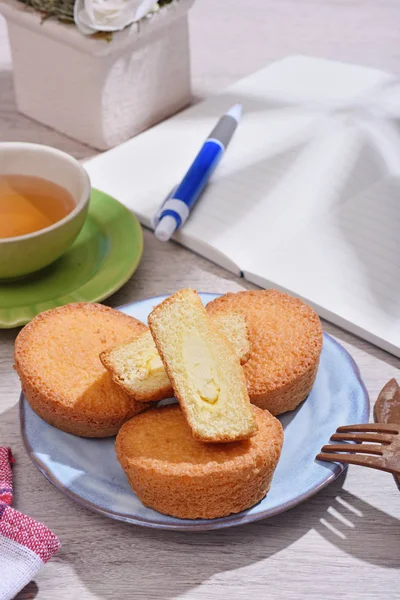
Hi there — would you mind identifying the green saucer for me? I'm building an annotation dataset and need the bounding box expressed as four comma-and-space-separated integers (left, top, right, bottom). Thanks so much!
0, 189, 143, 328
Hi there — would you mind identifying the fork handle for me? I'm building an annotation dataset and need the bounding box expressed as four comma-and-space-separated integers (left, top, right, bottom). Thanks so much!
316, 453, 400, 476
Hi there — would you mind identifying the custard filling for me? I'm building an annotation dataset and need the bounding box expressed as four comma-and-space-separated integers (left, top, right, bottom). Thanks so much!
182, 331, 221, 405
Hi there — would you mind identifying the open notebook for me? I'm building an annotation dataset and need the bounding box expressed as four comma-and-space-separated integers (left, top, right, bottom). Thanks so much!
85, 56, 400, 357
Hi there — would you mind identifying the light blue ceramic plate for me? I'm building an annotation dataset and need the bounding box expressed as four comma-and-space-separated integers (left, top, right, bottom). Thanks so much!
20, 293, 369, 531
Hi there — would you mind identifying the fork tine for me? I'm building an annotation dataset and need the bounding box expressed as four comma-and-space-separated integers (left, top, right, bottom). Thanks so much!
316, 452, 400, 475
336, 423, 400, 434
330, 432, 393, 444
320, 443, 384, 455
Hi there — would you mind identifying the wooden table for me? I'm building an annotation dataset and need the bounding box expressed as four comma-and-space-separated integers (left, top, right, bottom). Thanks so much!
1, 2, 400, 598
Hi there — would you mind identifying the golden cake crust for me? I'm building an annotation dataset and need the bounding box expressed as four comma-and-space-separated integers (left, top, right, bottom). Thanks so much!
14, 302, 148, 437
116, 404, 283, 519
206, 290, 323, 414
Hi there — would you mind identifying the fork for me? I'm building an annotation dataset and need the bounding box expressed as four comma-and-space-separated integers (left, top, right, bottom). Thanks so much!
316, 423, 400, 475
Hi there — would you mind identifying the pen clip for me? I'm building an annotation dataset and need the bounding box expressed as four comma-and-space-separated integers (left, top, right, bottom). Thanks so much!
151, 185, 178, 229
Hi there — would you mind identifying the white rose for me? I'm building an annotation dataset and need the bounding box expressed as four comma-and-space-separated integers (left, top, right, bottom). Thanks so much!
74, 0, 159, 35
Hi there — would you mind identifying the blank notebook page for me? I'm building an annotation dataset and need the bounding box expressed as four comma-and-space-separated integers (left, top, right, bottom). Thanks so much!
85, 55, 400, 356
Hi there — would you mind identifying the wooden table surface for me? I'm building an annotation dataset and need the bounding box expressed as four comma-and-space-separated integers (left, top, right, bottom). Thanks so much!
1, 1, 400, 599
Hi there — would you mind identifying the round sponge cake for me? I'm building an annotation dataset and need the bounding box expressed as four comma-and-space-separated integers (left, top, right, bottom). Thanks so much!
14, 303, 148, 437
116, 404, 283, 519
206, 290, 323, 415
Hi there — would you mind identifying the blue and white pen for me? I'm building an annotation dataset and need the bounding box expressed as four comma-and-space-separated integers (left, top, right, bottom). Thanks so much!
154, 104, 242, 242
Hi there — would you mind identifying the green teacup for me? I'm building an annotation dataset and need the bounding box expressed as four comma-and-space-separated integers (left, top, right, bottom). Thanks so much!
0, 142, 91, 279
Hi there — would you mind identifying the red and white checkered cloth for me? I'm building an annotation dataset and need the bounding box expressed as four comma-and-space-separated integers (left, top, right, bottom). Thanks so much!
0, 447, 60, 600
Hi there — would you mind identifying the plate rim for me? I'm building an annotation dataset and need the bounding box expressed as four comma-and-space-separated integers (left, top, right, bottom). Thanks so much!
0, 189, 143, 328
20, 293, 370, 531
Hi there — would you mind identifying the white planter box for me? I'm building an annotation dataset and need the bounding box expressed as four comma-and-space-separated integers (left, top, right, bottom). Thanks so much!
0, 0, 194, 149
